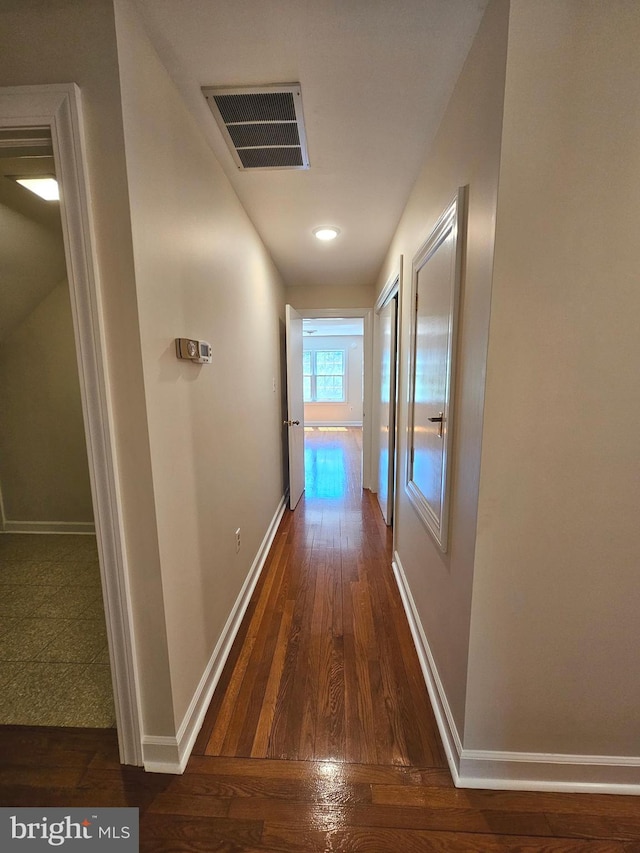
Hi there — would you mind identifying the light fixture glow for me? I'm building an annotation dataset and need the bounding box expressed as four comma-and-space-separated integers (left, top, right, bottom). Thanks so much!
15, 177, 59, 201
313, 226, 340, 241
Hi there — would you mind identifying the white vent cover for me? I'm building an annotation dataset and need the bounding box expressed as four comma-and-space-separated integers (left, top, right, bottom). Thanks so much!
202, 84, 310, 171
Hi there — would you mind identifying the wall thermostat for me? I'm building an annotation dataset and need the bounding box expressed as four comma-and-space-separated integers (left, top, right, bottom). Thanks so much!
175, 338, 212, 364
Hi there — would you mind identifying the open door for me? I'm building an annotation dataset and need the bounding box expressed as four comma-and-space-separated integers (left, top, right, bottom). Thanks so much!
377, 293, 398, 525
285, 304, 305, 509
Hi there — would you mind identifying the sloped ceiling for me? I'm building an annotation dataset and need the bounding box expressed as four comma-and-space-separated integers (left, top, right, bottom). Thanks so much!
0, 155, 66, 342
133, 0, 488, 289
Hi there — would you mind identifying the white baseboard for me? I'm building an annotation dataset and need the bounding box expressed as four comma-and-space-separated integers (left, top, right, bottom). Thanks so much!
391, 551, 463, 781
1, 521, 96, 535
391, 550, 640, 796
458, 750, 640, 794
143, 494, 288, 774
140, 737, 180, 774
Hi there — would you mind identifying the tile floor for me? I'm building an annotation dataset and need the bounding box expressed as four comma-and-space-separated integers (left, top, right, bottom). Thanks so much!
0, 533, 116, 727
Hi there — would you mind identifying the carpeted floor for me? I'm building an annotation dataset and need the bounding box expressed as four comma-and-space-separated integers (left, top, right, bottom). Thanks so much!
0, 533, 115, 728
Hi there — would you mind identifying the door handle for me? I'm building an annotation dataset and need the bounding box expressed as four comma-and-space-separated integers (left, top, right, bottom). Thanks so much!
284, 419, 300, 426
428, 412, 444, 438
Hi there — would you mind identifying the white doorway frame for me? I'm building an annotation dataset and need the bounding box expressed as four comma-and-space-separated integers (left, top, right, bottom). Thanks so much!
297, 308, 373, 489
374, 267, 401, 526
0, 84, 142, 765
373, 258, 404, 551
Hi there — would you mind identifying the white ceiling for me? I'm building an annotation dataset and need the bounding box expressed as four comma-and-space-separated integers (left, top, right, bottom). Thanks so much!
134, 0, 488, 290
303, 318, 364, 337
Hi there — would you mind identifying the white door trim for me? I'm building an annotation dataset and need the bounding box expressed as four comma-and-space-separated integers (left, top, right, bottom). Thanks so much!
0, 84, 142, 765
285, 305, 305, 509
373, 259, 403, 549
375, 266, 400, 313
374, 270, 400, 526
297, 308, 373, 489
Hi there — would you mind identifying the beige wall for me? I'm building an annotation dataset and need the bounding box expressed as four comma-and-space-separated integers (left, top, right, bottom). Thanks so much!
374, 0, 509, 735
0, 189, 89, 527
304, 335, 363, 425
287, 282, 374, 310
0, 198, 66, 342
466, 0, 640, 756
113, 0, 287, 727
0, 282, 93, 525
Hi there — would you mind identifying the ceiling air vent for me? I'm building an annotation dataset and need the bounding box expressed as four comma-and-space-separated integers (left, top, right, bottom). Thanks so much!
202, 84, 310, 171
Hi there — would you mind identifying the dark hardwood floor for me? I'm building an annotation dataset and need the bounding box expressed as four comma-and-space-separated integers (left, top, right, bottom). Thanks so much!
197, 427, 444, 768
1, 427, 639, 851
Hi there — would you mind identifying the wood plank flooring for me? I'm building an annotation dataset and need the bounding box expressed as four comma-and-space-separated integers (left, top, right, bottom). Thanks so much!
1, 427, 638, 851
197, 427, 443, 767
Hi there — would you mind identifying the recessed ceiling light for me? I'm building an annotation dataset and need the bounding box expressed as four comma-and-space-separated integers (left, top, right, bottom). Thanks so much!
313, 226, 340, 241
15, 177, 59, 201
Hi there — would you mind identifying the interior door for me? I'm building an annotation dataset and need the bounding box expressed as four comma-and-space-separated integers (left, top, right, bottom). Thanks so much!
285, 304, 305, 509
406, 189, 465, 551
377, 295, 398, 525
